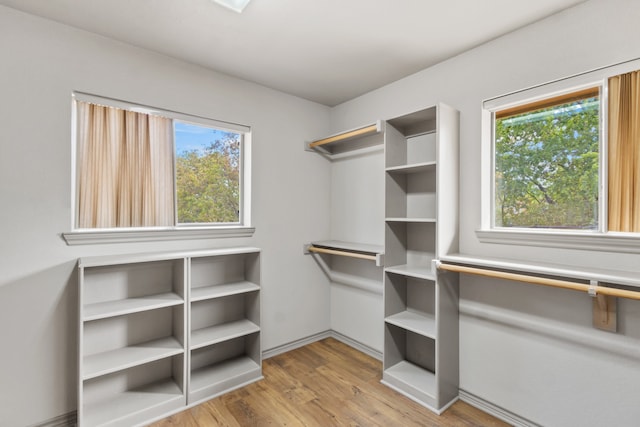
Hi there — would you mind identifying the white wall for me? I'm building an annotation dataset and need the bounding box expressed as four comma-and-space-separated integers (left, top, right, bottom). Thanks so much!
330, 0, 640, 425
328, 146, 385, 352
0, 6, 333, 426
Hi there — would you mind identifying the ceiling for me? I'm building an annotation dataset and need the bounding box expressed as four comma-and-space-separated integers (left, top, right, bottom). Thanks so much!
0, 0, 585, 106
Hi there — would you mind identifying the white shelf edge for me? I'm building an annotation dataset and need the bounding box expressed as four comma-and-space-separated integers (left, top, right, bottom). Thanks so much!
191, 281, 260, 302
83, 293, 184, 321
83, 337, 183, 380
386, 218, 437, 223
385, 311, 436, 339
385, 161, 437, 174
190, 319, 260, 350
79, 246, 260, 268
65, 226, 256, 246
385, 264, 436, 281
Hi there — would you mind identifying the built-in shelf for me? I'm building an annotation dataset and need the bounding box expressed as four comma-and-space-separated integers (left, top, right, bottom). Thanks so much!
385, 161, 437, 174
386, 218, 437, 223
385, 264, 436, 281
78, 247, 261, 427
83, 379, 184, 427
83, 337, 183, 380
191, 281, 260, 302
383, 103, 460, 413
191, 319, 260, 350
306, 122, 383, 158
383, 360, 437, 401
83, 293, 183, 322
385, 311, 436, 339
189, 356, 261, 401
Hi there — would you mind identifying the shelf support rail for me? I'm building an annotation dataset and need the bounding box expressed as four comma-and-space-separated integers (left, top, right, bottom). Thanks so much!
434, 261, 640, 332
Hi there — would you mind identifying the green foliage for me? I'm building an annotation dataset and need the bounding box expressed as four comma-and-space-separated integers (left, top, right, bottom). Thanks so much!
176, 133, 240, 223
495, 98, 599, 229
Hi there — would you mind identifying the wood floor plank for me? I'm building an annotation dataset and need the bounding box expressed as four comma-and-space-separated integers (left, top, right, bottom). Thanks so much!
148, 338, 510, 427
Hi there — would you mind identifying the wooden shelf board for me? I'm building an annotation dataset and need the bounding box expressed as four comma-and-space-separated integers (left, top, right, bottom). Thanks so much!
191, 281, 259, 302
385, 311, 436, 339
308, 123, 380, 149
386, 264, 436, 281
83, 379, 184, 427
190, 319, 260, 350
385, 161, 437, 174
83, 293, 183, 321
83, 337, 183, 380
190, 356, 261, 393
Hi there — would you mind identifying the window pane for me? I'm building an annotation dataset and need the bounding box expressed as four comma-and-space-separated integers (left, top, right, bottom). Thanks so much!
174, 121, 241, 224
494, 93, 600, 229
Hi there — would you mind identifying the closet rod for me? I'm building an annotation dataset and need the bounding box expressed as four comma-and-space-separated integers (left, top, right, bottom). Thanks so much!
308, 124, 378, 148
307, 246, 377, 261
437, 262, 640, 301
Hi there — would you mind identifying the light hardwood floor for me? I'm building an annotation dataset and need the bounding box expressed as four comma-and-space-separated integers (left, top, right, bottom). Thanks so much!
149, 338, 509, 426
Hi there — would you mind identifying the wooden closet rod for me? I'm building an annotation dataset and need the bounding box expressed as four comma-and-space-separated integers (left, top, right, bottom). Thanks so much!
437, 262, 640, 301
308, 246, 377, 261
308, 124, 379, 148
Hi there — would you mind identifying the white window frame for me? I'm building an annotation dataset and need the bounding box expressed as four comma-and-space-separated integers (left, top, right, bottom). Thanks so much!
478, 58, 640, 254
63, 92, 254, 245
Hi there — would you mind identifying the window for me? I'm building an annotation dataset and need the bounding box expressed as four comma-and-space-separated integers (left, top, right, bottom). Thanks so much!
494, 88, 601, 230
66, 93, 252, 243
481, 59, 640, 252
174, 121, 242, 224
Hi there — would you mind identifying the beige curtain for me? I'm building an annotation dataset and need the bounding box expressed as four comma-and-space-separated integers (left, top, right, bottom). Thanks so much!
77, 101, 174, 228
608, 71, 640, 232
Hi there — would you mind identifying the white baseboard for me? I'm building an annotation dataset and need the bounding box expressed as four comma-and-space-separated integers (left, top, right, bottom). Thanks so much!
28, 411, 76, 427
459, 389, 540, 427
328, 330, 382, 361
262, 329, 382, 361
262, 330, 333, 359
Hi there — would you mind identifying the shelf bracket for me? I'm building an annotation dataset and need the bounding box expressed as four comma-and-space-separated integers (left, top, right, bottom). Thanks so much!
589, 280, 617, 332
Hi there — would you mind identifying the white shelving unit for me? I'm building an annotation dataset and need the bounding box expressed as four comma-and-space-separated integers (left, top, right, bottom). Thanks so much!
77, 247, 261, 427
188, 251, 261, 405
382, 104, 460, 413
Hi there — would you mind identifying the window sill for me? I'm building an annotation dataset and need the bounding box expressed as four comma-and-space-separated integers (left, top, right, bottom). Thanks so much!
62, 226, 255, 245
476, 229, 640, 254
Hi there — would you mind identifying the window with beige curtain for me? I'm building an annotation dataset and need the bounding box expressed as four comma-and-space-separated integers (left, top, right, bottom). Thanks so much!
77, 101, 175, 228
73, 94, 248, 231
608, 70, 640, 232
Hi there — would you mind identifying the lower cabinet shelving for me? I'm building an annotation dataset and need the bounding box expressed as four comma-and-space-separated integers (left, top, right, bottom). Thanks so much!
382, 268, 458, 413
189, 333, 262, 404
82, 356, 186, 427
78, 247, 262, 427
